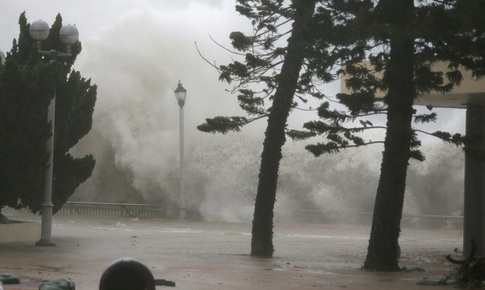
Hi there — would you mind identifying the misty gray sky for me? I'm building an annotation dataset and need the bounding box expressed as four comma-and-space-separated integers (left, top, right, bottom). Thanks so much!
1, 0, 464, 132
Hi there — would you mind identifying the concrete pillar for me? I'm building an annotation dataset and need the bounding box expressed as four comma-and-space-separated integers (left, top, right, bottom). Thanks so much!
464, 105, 485, 256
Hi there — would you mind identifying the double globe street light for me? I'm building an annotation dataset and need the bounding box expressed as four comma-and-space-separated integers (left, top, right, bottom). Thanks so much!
30, 19, 79, 247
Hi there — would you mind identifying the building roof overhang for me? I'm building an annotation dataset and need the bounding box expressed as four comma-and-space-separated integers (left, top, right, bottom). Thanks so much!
340, 62, 485, 109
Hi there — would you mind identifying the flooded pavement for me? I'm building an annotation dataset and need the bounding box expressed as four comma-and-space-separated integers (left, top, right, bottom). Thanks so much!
0, 213, 461, 289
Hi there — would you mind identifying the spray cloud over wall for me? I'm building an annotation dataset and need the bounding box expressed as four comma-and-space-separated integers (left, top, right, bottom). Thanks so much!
7, 0, 464, 222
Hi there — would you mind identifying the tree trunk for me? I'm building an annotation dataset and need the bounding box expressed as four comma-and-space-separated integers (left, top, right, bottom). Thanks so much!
363, 0, 415, 271
251, 0, 316, 257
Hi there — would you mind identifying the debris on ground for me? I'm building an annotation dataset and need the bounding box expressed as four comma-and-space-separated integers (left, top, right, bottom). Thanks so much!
38, 278, 75, 290
425, 240, 485, 288
0, 273, 20, 284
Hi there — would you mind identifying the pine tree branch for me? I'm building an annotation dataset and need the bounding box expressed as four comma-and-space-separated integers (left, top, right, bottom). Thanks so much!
305, 140, 384, 157
208, 34, 246, 56
194, 41, 220, 71
413, 129, 465, 146
197, 114, 268, 135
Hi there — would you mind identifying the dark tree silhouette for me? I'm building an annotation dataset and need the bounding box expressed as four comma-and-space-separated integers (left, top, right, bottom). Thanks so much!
0, 12, 96, 215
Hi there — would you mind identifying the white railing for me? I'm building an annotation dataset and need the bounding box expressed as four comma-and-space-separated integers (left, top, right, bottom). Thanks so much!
52, 202, 463, 230
279, 209, 463, 230
56, 201, 182, 219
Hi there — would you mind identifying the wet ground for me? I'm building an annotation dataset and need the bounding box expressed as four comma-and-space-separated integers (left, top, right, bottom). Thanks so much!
0, 211, 462, 289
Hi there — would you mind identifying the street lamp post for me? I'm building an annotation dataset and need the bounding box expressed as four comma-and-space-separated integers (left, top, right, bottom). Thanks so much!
174, 81, 187, 218
30, 19, 79, 247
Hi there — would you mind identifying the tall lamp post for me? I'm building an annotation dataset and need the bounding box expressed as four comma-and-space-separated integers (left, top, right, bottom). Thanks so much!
30, 19, 79, 247
174, 81, 187, 218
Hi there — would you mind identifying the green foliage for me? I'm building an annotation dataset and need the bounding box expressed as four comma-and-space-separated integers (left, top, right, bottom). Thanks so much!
0, 53, 52, 210
219, 61, 250, 83
306, 142, 341, 156
286, 129, 316, 142
413, 112, 437, 124
230, 31, 254, 51
237, 89, 267, 115
0, 12, 96, 213
431, 131, 466, 146
52, 154, 95, 213
197, 116, 249, 134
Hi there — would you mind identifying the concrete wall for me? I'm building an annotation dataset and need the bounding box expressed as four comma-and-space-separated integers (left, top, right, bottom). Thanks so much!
0, 222, 41, 243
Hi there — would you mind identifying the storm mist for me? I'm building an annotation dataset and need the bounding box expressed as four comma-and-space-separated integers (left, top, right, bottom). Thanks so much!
3, 1, 466, 222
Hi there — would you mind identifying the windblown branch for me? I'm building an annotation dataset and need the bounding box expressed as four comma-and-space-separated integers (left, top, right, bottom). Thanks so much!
197, 114, 268, 134
305, 140, 384, 156
413, 129, 465, 146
